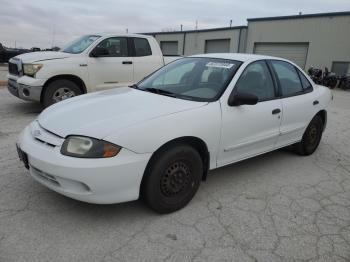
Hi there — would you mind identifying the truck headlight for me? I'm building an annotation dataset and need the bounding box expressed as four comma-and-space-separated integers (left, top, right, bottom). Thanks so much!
23, 64, 43, 77
61, 136, 121, 158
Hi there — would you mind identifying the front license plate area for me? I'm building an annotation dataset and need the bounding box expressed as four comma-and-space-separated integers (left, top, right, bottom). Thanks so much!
16, 144, 29, 170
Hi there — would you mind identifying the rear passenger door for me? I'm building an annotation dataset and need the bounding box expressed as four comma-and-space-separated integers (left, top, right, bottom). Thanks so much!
131, 37, 164, 82
269, 60, 316, 147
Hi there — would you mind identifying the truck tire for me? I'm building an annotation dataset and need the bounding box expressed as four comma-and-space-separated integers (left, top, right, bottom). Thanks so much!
43, 79, 82, 108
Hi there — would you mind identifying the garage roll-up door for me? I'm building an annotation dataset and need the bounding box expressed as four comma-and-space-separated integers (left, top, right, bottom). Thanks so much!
205, 39, 230, 53
160, 41, 178, 56
254, 43, 309, 69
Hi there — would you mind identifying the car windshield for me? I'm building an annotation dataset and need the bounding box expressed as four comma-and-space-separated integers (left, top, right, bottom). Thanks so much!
62, 35, 100, 54
137, 57, 241, 102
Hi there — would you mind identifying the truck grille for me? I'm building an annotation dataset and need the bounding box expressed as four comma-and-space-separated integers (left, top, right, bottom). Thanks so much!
8, 62, 19, 75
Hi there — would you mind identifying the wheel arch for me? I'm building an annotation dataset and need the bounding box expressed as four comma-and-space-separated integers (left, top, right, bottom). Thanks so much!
140, 136, 210, 196
41, 74, 87, 103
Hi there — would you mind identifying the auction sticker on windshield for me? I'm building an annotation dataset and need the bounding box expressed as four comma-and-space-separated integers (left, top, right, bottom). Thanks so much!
205, 62, 235, 69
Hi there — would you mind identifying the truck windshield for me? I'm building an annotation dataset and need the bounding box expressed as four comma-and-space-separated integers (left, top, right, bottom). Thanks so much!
62, 35, 100, 54
137, 57, 242, 102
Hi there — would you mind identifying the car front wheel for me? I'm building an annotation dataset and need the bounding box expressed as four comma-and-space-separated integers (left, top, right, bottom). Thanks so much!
295, 115, 324, 156
142, 144, 203, 214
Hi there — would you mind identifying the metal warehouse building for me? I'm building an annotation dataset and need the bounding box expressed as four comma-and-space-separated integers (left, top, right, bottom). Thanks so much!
146, 11, 350, 75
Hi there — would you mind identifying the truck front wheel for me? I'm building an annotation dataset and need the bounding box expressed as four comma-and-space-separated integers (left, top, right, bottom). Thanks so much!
43, 79, 82, 107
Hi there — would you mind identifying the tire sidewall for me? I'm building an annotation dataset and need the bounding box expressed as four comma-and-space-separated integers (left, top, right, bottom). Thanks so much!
301, 115, 323, 155
144, 145, 203, 213
43, 79, 82, 108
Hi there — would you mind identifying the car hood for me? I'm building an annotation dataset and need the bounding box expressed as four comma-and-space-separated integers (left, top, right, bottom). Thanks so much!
38, 87, 207, 139
15, 51, 72, 63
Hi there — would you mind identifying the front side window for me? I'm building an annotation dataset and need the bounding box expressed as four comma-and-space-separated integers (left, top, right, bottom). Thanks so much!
62, 35, 100, 54
271, 60, 303, 96
133, 38, 152, 56
94, 37, 128, 57
137, 57, 241, 101
235, 61, 275, 101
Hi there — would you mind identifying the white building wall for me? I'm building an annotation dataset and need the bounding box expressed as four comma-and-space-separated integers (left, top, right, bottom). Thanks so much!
183, 28, 242, 55
246, 15, 350, 70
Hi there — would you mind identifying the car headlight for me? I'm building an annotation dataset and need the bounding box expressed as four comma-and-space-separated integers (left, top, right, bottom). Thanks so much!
61, 136, 121, 158
23, 63, 43, 77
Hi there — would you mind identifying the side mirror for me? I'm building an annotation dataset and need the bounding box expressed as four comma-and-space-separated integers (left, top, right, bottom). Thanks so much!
228, 92, 259, 106
90, 47, 109, 57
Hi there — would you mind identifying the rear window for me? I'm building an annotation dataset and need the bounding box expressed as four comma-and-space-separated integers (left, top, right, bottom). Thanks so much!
134, 38, 152, 56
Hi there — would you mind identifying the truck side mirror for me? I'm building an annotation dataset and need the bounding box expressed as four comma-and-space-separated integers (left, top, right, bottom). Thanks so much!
90, 47, 109, 57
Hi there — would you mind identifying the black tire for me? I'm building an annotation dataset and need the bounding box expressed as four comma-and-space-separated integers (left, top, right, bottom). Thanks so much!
43, 79, 82, 108
142, 144, 203, 214
294, 115, 324, 156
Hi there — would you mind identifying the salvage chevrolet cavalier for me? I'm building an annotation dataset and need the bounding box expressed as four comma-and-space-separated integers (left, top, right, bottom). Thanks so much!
17, 54, 332, 213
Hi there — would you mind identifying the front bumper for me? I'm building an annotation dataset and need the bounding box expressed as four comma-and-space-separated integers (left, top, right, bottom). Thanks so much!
7, 75, 44, 102
17, 122, 152, 204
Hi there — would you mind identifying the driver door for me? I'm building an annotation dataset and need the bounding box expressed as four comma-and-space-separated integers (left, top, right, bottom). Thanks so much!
87, 37, 134, 91
218, 60, 282, 166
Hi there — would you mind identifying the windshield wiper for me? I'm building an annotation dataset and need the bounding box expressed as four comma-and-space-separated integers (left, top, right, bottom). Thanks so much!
129, 84, 139, 89
143, 87, 177, 98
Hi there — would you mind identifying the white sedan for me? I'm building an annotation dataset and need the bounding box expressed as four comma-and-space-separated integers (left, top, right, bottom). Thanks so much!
17, 54, 332, 213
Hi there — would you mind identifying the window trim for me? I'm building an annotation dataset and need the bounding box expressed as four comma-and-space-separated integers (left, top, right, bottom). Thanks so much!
89, 37, 131, 58
231, 59, 279, 103
130, 37, 152, 57
268, 59, 312, 99
296, 68, 313, 93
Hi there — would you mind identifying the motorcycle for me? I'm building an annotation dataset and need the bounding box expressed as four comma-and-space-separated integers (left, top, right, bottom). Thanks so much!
338, 75, 350, 90
307, 67, 337, 89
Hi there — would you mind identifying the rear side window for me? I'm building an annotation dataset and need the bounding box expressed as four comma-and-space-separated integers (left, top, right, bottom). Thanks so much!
133, 38, 152, 56
271, 60, 303, 97
298, 70, 313, 91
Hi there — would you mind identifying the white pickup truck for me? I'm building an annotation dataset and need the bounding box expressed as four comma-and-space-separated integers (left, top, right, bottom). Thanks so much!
7, 33, 179, 107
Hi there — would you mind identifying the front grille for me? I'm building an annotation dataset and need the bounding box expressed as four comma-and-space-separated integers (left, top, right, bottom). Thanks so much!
8, 62, 19, 75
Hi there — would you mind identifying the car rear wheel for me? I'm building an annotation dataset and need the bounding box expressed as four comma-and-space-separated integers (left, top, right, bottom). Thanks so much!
294, 115, 323, 156
142, 144, 203, 214
43, 79, 82, 108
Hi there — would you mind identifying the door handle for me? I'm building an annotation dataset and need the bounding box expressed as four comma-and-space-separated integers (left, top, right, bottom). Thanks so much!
313, 100, 319, 105
272, 108, 281, 115
122, 61, 133, 65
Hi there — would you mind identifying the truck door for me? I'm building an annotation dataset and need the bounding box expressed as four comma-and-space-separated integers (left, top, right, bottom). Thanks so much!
87, 37, 134, 91
131, 37, 164, 82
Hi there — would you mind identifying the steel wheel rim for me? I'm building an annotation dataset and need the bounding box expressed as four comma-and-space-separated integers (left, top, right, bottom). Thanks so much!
160, 161, 191, 197
306, 124, 319, 148
53, 87, 76, 102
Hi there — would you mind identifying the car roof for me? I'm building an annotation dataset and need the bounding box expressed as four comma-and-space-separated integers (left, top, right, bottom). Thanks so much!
91, 33, 152, 39
191, 53, 288, 63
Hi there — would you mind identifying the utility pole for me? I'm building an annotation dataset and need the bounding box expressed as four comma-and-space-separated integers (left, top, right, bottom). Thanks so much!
180, 24, 183, 31
195, 20, 198, 30
230, 19, 232, 27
